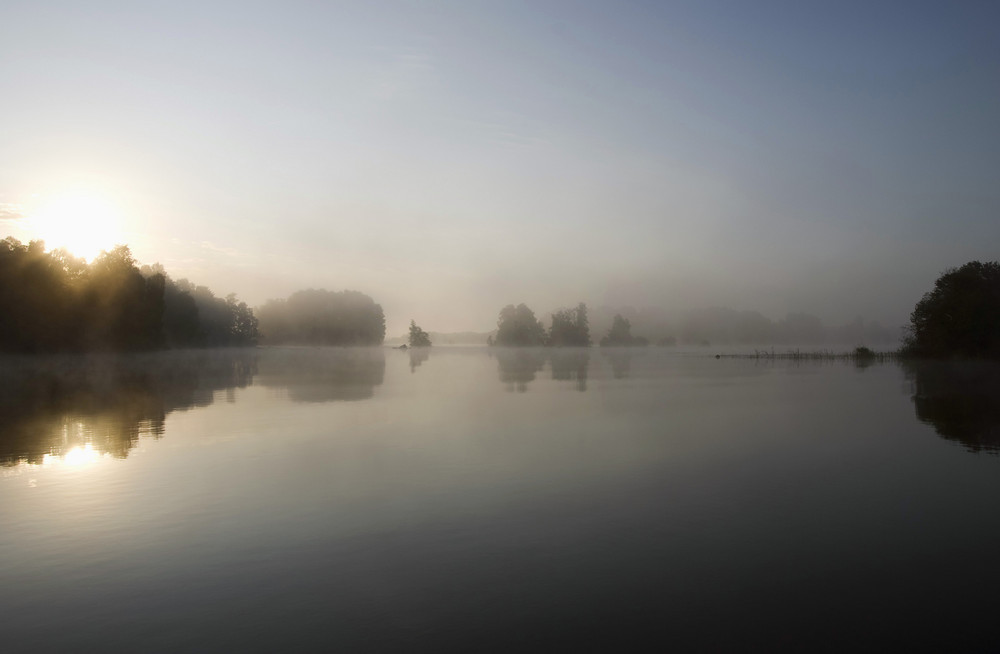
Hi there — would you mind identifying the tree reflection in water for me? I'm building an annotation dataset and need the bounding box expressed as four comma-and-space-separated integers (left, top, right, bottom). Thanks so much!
494, 348, 547, 392
602, 350, 633, 379
549, 350, 589, 391
0, 347, 391, 466
493, 348, 591, 392
409, 347, 430, 373
904, 361, 1000, 453
0, 349, 257, 466
254, 347, 385, 402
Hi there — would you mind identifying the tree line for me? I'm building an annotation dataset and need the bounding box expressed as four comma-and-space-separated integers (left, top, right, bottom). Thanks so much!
3, 237, 996, 359
256, 289, 385, 346
488, 302, 658, 347
0, 238, 258, 353
583, 306, 896, 347
0, 238, 388, 353
489, 259, 1000, 358
488, 302, 643, 347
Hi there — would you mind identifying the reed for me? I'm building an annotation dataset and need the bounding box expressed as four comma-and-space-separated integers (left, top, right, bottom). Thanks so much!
718, 346, 900, 362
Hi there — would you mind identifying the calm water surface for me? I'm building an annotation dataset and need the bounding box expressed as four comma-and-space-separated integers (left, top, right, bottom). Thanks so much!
1, 347, 999, 652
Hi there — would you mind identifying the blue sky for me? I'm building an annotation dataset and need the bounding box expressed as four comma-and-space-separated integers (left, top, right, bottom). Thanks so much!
2, 1, 998, 334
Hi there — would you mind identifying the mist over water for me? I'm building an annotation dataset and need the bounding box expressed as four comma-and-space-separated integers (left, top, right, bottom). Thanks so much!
3, 2, 1000, 650
2, 347, 1000, 651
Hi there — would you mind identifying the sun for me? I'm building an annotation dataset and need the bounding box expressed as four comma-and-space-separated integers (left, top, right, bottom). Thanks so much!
28, 189, 126, 261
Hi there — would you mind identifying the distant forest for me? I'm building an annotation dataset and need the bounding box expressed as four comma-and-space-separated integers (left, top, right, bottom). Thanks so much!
484, 302, 896, 348
0, 238, 387, 353
386, 305, 898, 348
597, 305, 897, 346
257, 289, 385, 346
0, 237, 913, 355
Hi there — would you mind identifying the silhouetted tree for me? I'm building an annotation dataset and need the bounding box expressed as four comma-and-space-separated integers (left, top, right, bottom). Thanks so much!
163, 280, 258, 347
600, 314, 646, 346
228, 293, 260, 346
409, 320, 432, 347
548, 302, 591, 346
902, 261, 1000, 358
161, 278, 201, 347
77, 245, 164, 351
0, 238, 256, 353
0, 238, 77, 351
494, 303, 547, 346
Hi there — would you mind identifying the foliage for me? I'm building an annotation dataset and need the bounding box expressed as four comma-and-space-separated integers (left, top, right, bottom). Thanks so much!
902, 261, 1000, 358
257, 289, 385, 346
409, 320, 432, 347
494, 303, 547, 346
600, 314, 647, 346
853, 345, 875, 359
147, 274, 258, 348
0, 237, 257, 353
1, 238, 83, 351
548, 302, 591, 346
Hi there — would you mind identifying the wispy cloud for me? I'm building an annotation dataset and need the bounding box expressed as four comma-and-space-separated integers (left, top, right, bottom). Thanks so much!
199, 241, 242, 257
0, 203, 25, 221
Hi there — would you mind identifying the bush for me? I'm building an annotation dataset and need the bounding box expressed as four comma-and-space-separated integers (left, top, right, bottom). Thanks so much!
902, 261, 1000, 359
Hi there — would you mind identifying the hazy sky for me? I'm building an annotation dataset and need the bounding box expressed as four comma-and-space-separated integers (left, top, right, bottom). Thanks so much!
2, 1, 998, 335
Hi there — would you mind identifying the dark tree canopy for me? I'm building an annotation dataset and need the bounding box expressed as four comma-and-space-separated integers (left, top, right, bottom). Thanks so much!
409, 320, 432, 347
0, 238, 256, 353
902, 261, 1000, 359
494, 303, 547, 346
600, 314, 648, 347
153, 274, 259, 348
548, 302, 591, 347
257, 289, 385, 346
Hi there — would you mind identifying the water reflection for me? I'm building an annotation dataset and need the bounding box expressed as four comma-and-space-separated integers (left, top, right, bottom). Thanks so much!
0, 350, 257, 466
255, 347, 385, 402
904, 361, 1000, 453
494, 349, 547, 392
409, 347, 430, 373
550, 350, 589, 391
602, 349, 633, 379
492, 348, 592, 392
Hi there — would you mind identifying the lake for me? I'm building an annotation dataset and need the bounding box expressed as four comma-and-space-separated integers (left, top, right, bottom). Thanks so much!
1, 346, 999, 652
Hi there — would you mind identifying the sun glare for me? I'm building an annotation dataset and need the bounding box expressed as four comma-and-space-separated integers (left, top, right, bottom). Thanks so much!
40, 442, 104, 468
28, 189, 125, 261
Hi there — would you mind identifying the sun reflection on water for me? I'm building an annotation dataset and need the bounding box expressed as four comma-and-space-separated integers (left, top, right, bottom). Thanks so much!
46, 443, 105, 467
